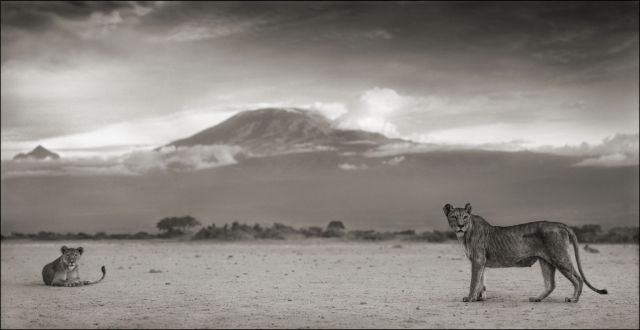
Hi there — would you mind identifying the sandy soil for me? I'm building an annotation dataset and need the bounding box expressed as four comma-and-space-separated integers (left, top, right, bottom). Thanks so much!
1, 240, 638, 329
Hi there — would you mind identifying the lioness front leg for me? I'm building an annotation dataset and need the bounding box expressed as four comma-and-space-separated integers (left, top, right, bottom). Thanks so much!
51, 278, 81, 287
479, 272, 487, 300
51, 279, 74, 287
463, 256, 486, 302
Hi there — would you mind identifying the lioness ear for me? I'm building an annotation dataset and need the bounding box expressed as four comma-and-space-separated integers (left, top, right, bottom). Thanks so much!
60, 245, 68, 254
77, 247, 84, 255
443, 203, 454, 216
465, 203, 472, 214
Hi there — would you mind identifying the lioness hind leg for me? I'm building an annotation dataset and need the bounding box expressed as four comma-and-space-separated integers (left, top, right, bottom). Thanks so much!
529, 259, 556, 302
545, 230, 583, 302
556, 259, 583, 303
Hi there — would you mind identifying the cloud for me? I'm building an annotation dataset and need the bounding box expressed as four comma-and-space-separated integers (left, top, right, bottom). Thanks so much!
574, 153, 639, 167
152, 19, 266, 42
542, 133, 639, 167
322, 29, 394, 41
1, 144, 245, 178
360, 87, 413, 116
1, 1, 160, 50
123, 145, 243, 173
74, 10, 124, 39
382, 156, 405, 166
337, 163, 368, 171
363, 132, 639, 168
305, 102, 348, 120
363, 29, 393, 40
1, 157, 134, 178
337, 87, 420, 136
362, 142, 447, 157
538, 133, 639, 157
0, 2, 150, 31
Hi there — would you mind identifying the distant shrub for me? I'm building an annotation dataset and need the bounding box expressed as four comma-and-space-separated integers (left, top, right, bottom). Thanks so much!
260, 223, 299, 239
157, 215, 201, 236
253, 224, 264, 233
596, 227, 639, 243
393, 230, 416, 236
347, 230, 393, 241
327, 221, 345, 230
76, 232, 91, 239
36, 231, 59, 240
108, 233, 133, 239
323, 221, 346, 237
191, 222, 299, 240
194, 227, 212, 240
571, 225, 602, 243
133, 232, 153, 239
300, 226, 323, 238
570, 225, 638, 244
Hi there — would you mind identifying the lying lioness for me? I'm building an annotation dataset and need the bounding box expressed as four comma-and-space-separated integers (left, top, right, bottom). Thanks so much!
42, 245, 106, 287
443, 203, 607, 303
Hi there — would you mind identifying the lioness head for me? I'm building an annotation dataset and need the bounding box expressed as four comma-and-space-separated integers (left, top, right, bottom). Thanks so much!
443, 203, 473, 237
60, 245, 83, 270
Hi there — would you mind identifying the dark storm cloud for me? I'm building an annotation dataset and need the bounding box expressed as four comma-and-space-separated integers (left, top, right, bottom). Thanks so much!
1, 1, 156, 65
0, 1, 153, 36
3, 1, 636, 73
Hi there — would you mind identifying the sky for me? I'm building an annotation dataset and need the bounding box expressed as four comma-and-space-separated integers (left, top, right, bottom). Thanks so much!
1, 1, 639, 160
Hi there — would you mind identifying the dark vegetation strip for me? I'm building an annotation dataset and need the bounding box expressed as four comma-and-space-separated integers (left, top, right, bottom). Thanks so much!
2, 216, 638, 243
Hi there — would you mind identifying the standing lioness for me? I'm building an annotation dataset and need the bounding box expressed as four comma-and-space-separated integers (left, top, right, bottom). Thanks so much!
42, 246, 106, 287
443, 203, 607, 303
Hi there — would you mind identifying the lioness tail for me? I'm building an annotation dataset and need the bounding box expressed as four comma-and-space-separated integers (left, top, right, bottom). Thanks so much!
80, 265, 106, 286
565, 227, 608, 294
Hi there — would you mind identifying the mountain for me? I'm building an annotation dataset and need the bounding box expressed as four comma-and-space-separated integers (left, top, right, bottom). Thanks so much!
165, 108, 401, 153
12, 145, 60, 160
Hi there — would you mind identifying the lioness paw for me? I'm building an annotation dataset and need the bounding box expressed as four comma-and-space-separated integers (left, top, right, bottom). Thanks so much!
565, 297, 579, 303
462, 296, 470, 302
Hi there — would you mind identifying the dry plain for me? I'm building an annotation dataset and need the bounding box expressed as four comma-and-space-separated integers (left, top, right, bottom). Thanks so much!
1, 240, 638, 329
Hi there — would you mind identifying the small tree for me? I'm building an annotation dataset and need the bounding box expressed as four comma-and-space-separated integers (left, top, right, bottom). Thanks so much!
323, 220, 346, 237
571, 224, 602, 243
327, 221, 345, 230
157, 215, 201, 236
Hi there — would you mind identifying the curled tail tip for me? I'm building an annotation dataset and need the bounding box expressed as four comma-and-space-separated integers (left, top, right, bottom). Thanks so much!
101, 265, 106, 273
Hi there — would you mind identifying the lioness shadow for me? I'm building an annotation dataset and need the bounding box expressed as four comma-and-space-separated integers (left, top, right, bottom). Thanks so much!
463, 293, 581, 304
